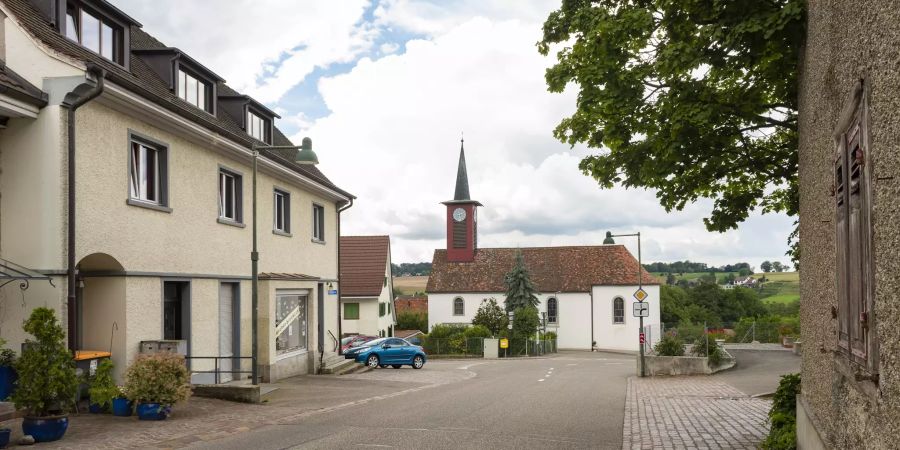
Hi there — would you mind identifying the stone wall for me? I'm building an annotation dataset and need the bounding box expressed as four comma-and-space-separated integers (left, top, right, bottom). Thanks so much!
798, 1, 900, 448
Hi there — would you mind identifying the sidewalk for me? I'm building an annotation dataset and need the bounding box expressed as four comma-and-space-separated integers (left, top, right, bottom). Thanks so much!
622, 376, 772, 449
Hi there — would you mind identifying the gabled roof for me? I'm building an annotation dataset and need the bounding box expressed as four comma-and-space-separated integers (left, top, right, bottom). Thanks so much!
340, 236, 391, 297
3, 0, 352, 200
426, 245, 660, 293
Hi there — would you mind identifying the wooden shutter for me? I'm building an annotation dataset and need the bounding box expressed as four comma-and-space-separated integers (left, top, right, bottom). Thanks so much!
834, 141, 850, 352
846, 120, 870, 365
452, 221, 466, 248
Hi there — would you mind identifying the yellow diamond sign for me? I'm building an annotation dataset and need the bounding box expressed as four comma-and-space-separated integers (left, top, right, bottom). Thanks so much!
633, 288, 648, 302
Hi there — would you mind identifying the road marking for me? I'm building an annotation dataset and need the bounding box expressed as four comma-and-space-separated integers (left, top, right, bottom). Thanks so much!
567, 363, 577, 366
355, 445, 393, 448
538, 378, 545, 382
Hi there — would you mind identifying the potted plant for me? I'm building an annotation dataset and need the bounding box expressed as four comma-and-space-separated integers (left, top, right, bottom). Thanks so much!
111, 386, 132, 417
11, 308, 78, 443
87, 359, 117, 413
0, 341, 16, 401
124, 352, 191, 420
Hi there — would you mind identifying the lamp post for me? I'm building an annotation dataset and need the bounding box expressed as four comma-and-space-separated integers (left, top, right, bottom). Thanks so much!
604, 231, 646, 377
251, 138, 319, 385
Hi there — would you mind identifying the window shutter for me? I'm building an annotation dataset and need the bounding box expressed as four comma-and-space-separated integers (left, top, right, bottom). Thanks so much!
835, 141, 850, 352
846, 122, 870, 365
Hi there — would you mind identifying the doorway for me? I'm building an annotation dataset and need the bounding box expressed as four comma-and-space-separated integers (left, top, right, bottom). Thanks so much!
219, 282, 240, 383
163, 280, 190, 343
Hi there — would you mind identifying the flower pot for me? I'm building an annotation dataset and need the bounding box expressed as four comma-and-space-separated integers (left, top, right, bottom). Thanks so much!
22, 415, 69, 443
136, 403, 170, 421
0, 428, 10, 448
0, 366, 16, 401
111, 397, 133, 417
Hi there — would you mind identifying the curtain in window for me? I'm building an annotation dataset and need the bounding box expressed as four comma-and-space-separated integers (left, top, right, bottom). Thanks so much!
276, 294, 307, 354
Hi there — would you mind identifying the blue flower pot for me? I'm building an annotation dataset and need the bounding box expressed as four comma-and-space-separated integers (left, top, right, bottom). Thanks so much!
112, 397, 132, 417
22, 416, 69, 443
0, 428, 10, 448
0, 367, 16, 401
136, 403, 169, 421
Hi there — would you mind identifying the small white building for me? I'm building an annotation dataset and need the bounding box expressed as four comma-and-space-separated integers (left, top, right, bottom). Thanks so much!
339, 236, 396, 338
426, 142, 661, 352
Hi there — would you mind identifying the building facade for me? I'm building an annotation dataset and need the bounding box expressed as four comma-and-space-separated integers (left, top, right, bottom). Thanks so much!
426, 142, 661, 351
0, 0, 353, 382
797, 1, 900, 448
339, 236, 396, 338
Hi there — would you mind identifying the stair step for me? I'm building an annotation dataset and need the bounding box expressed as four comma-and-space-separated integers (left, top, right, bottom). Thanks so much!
321, 358, 357, 374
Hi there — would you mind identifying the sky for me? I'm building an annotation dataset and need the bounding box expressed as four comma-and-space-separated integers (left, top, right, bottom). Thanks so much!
118, 0, 795, 270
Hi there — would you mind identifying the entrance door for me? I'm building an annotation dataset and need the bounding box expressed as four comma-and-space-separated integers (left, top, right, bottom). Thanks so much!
163, 281, 190, 341
219, 283, 238, 383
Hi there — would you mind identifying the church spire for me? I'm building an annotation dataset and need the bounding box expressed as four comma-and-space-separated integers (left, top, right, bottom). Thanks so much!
453, 137, 471, 201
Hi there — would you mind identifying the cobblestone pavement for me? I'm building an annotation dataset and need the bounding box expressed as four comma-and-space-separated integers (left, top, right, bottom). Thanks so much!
623, 376, 772, 450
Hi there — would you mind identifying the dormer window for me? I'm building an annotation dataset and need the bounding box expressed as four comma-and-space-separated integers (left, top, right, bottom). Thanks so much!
247, 110, 268, 143
177, 69, 208, 111
64, 3, 122, 64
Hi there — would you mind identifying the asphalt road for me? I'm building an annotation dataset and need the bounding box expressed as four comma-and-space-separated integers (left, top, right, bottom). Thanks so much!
190, 351, 633, 450
714, 349, 801, 396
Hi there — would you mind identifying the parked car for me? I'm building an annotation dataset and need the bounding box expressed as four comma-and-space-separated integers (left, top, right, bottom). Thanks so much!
349, 338, 427, 369
340, 335, 376, 353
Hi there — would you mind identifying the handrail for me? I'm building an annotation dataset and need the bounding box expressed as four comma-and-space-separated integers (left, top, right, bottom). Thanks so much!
184, 356, 254, 384
328, 330, 339, 353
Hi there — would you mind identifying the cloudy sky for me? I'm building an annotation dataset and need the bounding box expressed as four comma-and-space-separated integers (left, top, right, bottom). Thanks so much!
119, 0, 794, 269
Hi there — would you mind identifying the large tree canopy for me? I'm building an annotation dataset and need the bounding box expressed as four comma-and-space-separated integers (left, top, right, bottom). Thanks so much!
538, 0, 805, 247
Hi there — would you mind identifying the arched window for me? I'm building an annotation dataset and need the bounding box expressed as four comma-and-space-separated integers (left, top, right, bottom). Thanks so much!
613, 297, 625, 324
547, 297, 558, 324
453, 297, 465, 316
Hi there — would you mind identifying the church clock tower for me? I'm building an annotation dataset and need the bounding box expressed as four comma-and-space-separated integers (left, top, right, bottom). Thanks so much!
442, 139, 481, 263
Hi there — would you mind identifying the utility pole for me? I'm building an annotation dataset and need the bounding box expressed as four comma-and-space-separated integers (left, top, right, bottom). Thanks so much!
605, 231, 646, 377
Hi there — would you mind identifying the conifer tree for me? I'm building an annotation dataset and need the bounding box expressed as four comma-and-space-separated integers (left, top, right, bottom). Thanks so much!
503, 250, 540, 311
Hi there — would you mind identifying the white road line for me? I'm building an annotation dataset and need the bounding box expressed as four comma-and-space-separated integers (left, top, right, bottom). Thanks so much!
567, 363, 577, 366
355, 445, 393, 448
538, 379, 545, 382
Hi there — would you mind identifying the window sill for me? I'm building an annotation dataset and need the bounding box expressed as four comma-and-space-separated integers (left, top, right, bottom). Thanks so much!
344, 318, 359, 321
613, 321, 625, 325
217, 217, 246, 228
127, 198, 172, 213
311, 238, 326, 245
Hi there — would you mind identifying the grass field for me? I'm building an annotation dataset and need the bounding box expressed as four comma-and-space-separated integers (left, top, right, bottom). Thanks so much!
393, 276, 428, 295
654, 270, 800, 304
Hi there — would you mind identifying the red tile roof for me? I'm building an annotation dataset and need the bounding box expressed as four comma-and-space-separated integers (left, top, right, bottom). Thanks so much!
340, 236, 391, 297
394, 296, 428, 315
426, 245, 659, 293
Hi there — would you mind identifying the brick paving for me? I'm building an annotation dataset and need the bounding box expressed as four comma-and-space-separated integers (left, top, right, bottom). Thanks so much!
623, 376, 772, 450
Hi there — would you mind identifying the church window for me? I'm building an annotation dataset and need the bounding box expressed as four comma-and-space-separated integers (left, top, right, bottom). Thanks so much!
453, 297, 464, 316
547, 297, 558, 324
613, 297, 624, 324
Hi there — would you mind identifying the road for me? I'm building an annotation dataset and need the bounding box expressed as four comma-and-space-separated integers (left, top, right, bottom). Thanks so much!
714, 348, 800, 396
190, 351, 633, 450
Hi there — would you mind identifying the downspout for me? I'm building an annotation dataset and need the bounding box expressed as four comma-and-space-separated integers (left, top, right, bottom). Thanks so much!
589, 290, 595, 351
336, 198, 354, 355
63, 64, 105, 352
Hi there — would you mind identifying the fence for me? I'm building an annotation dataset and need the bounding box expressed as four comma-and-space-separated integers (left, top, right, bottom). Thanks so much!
185, 356, 254, 384
660, 318, 799, 345
422, 337, 559, 357
499, 338, 557, 357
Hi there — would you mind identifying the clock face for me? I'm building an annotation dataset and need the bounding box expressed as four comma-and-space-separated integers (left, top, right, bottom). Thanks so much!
453, 207, 467, 222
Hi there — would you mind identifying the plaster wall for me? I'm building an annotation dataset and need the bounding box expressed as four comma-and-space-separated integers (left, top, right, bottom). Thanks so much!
80, 276, 126, 380
340, 297, 378, 336
798, 1, 900, 448
592, 285, 661, 352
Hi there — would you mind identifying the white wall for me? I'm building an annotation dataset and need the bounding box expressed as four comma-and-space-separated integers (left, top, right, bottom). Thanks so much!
428, 285, 661, 351
340, 297, 378, 336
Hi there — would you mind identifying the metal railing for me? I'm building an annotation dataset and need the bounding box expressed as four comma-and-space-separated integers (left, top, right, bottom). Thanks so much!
184, 356, 254, 384
660, 320, 798, 345
500, 338, 558, 357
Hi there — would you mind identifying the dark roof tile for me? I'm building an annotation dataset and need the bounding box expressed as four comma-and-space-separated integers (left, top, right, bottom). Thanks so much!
340, 236, 390, 297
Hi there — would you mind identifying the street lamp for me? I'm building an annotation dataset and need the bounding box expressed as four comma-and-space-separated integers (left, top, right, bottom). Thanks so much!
605, 231, 646, 377
251, 137, 319, 385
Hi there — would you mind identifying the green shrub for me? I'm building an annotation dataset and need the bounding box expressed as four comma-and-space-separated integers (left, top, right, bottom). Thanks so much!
396, 312, 428, 333
543, 331, 558, 340
761, 373, 800, 449
88, 359, 118, 410
12, 307, 78, 417
463, 325, 492, 339
653, 334, 685, 356
124, 352, 191, 406
0, 348, 15, 367
690, 338, 724, 366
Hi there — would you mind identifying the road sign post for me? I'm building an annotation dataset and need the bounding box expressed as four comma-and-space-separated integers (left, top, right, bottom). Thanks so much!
609, 231, 646, 377
633, 301, 649, 317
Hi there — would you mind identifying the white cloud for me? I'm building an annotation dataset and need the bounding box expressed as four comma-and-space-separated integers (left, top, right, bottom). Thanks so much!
117, 0, 375, 103
301, 10, 795, 267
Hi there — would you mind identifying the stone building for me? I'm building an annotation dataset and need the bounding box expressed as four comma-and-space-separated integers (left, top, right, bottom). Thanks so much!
797, 1, 900, 447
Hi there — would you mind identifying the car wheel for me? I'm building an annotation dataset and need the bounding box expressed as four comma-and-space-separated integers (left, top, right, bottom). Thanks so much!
412, 355, 425, 369
367, 355, 380, 368
391, 364, 402, 369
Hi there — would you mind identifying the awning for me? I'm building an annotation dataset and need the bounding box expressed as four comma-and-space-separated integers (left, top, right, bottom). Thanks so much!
0, 258, 51, 290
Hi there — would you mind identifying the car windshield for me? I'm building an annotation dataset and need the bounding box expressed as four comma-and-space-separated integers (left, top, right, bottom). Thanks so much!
362, 338, 387, 347
340, 337, 354, 345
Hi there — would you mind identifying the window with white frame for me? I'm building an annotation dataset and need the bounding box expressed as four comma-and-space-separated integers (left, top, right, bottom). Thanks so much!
275, 292, 307, 354
312, 204, 325, 241
247, 110, 267, 142
273, 189, 290, 233
177, 69, 207, 111
547, 297, 558, 324
218, 168, 242, 223
453, 297, 464, 316
129, 138, 166, 206
613, 297, 625, 324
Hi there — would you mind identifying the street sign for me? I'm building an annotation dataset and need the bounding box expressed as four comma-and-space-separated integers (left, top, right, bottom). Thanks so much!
500, 338, 509, 349
639, 333, 645, 344
328, 289, 337, 295
633, 301, 649, 318
633, 287, 649, 302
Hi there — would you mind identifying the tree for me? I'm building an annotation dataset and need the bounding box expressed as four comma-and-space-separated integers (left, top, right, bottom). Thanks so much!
538, 1, 805, 254
503, 250, 540, 311
665, 273, 677, 285
738, 267, 752, 277
772, 261, 785, 272
761, 261, 773, 273
723, 273, 737, 285
396, 311, 427, 333
510, 307, 540, 339
472, 298, 508, 336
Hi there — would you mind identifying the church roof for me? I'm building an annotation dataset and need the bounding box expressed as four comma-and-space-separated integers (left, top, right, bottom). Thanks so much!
443, 139, 482, 206
426, 245, 660, 293
340, 236, 391, 297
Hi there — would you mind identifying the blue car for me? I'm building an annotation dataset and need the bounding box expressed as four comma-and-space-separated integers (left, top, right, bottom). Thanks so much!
351, 337, 427, 369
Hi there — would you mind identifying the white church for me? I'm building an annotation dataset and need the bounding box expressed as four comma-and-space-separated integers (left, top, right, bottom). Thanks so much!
426, 142, 661, 352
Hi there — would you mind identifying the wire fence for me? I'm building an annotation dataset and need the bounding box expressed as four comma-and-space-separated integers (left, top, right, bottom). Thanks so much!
421, 337, 559, 357
660, 318, 800, 345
